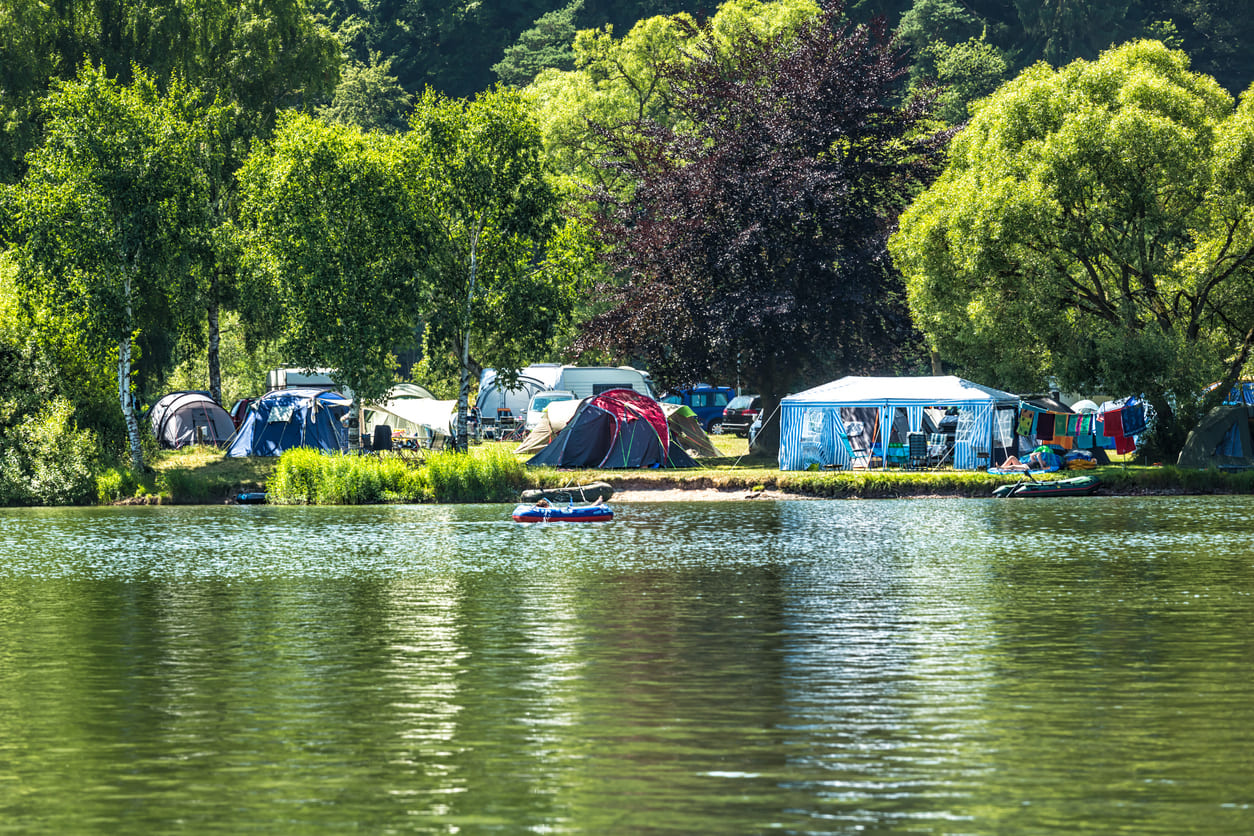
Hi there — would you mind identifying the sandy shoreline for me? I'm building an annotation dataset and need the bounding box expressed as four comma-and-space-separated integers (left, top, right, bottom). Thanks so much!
609, 486, 815, 502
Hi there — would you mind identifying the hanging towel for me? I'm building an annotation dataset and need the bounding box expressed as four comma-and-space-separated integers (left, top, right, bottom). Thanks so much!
1104, 408, 1124, 437
1066, 414, 1080, 435
1055, 434, 1074, 450
1115, 434, 1136, 455
1121, 401, 1146, 435
1078, 414, 1092, 436
1017, 410, 1035, 436
1036, 413, 1054, 441
1054, 413, 1069, 437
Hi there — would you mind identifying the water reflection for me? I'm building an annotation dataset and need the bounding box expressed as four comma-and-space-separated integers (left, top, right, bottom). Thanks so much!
1, 498, 1253, 832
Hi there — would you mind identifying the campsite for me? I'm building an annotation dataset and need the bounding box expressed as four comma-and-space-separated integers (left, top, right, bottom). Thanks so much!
120, 368, 1226, 507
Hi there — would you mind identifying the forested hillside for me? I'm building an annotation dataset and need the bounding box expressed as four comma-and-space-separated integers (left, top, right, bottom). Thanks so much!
317, 0, 1254, 99
4, 0, 1251, 182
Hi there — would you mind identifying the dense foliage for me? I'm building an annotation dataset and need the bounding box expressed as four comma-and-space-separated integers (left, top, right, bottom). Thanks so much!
578, 5, 942, 452
237, 113, 430, 447
9, 66, 218, 470
5, 0, 1254, 502
891, 40, 1254, 458
405, 87, 588, 448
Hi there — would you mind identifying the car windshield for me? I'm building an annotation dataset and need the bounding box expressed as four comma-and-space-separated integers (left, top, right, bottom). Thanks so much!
727, 395, 757, 410
532, 393, 573, 411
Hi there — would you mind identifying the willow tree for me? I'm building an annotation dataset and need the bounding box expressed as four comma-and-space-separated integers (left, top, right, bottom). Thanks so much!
890, 40, 1254, 457
10, 65, 214, 470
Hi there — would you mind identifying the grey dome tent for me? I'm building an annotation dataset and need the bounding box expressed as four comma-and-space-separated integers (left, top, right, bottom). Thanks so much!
150, 391, 235, 449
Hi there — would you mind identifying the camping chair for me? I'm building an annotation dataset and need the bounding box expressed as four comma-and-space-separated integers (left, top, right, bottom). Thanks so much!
928, 433, 954, 468
886, 441, 908, 468
907, 432, 928, 469
495, 408, 516, 439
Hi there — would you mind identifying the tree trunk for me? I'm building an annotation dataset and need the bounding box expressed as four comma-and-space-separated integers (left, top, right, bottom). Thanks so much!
456, 221, 483, 453
119, 332, 144, 472
347, 396, 360, 451
207, 290, 222, 406
746, 361, 785, 458
120, 269, 145, 472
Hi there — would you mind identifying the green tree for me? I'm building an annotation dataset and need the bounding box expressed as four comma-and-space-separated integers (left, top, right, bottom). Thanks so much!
237, 112, 429, 449
404, 86, 585, 449
579, 4, 940, 454
319, 53, 413, 132
494, 0, 584, 87
926, 37, 1010, 124
890, 40, 1254, 458
527, 0, 821, 196
10, 65, 215, 470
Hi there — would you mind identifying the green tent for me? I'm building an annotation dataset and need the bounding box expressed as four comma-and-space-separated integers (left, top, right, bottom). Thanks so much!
1177, 405, 1254, 469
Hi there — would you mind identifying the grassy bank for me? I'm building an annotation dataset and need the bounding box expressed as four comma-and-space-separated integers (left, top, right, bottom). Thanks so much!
117, 439, 1254, 505
266, 446, 526, 504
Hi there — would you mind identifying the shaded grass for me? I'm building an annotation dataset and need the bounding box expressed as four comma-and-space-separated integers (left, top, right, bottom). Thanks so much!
149, 446, 274, 503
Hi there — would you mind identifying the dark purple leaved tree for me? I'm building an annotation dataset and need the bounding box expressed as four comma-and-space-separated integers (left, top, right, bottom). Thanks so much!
577, 3, 944, 453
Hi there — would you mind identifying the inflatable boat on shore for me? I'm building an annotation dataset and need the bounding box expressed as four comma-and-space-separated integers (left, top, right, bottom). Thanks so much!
993, 475, 1099, 498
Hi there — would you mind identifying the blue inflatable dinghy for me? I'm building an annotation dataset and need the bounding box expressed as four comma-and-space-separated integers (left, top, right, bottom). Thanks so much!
511, 502, 614, 523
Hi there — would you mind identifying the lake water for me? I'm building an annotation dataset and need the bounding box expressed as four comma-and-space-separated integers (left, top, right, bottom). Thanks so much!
1, 497, 1253, 834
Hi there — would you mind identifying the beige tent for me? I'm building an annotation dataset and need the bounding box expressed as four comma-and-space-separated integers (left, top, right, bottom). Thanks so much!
660, 403, 720, 457
513, 398, 581, 456
364, 383, 442, 441
367, 397, 457, 446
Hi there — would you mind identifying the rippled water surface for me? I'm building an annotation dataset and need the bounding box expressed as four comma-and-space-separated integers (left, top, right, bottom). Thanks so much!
2, 497, 1253, 834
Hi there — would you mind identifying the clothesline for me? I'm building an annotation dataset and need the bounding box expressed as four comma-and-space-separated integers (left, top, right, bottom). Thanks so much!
1017, 396, 1145, 455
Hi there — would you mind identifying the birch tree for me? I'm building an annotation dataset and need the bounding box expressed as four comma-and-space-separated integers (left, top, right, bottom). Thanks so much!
237, 112, 428, 449
10, 65, 213, 470
405, 87, 580, 450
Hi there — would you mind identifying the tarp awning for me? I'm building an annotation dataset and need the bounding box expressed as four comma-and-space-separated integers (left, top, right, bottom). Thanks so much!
370, 398, 457, 436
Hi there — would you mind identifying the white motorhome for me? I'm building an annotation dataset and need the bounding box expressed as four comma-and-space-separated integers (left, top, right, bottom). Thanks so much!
551, 366, 653, 399
477, 365, 562, 436
476, 364, 654, 435
266, 367, 339, 391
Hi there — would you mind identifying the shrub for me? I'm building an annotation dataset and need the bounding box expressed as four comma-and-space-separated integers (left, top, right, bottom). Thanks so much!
0, 397, 99, 505
96, 466, 142, 504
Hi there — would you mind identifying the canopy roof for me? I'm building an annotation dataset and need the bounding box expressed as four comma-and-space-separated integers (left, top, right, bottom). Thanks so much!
784, 375, 1019, 407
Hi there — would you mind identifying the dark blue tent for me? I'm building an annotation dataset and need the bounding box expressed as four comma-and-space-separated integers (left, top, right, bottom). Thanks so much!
224, 388, 350, 457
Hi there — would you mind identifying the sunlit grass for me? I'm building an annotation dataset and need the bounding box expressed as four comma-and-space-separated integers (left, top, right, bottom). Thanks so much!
125, 440, 1254, 504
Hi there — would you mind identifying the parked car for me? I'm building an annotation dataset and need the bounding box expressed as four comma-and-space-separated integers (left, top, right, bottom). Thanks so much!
722, 394, 761, 437
525, 389, 577, 431
658, 385, 735, 433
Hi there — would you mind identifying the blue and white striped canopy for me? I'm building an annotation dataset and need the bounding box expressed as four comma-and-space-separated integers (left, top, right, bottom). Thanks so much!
779, 376, 1020, 471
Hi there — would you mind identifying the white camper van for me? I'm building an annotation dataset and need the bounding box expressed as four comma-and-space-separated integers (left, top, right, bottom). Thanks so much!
476, 364, 653, 436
